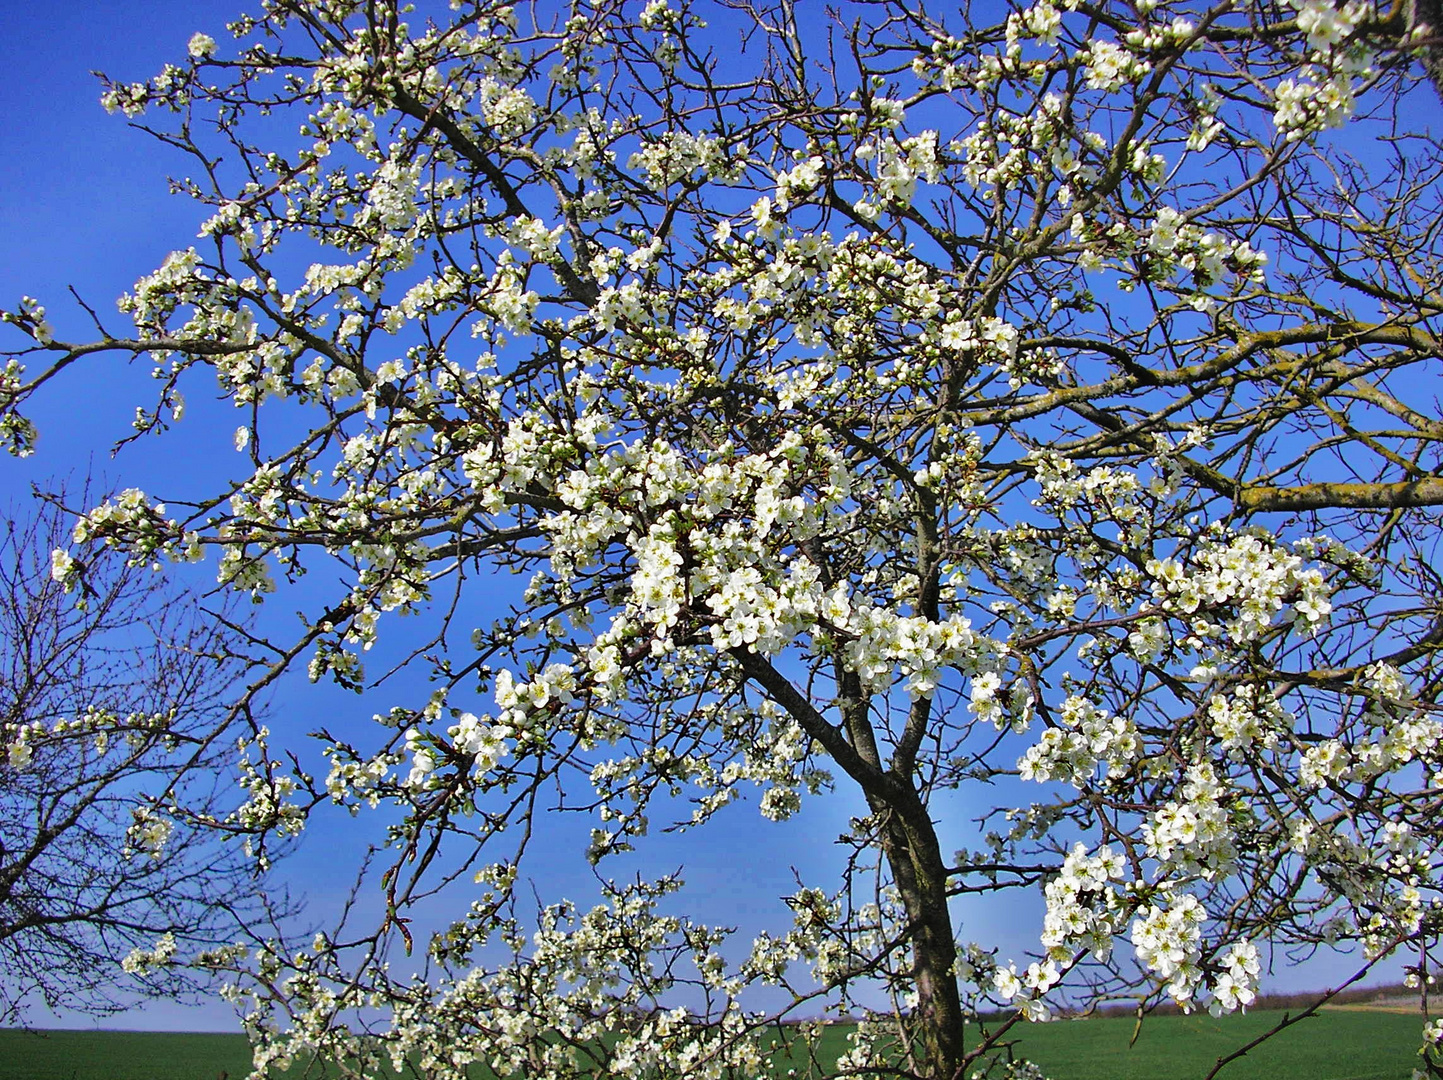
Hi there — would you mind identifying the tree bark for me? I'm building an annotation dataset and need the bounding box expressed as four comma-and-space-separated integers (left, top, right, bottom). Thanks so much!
1239, 477, 1443, 512
876, 794, 965, 1080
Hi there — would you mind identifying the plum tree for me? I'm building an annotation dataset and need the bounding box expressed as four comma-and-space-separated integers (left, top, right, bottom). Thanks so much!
4, 0, 1443, 1075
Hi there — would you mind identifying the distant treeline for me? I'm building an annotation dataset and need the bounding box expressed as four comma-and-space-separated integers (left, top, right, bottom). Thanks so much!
1076, 982, 1425, 1020
775, 982, 1428, 1027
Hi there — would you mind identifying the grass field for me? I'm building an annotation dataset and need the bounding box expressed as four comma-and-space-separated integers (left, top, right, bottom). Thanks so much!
1, 1008, 1426, 1080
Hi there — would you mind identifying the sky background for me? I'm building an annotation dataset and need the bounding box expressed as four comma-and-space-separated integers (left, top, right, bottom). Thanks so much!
0, 0, 1413, 1033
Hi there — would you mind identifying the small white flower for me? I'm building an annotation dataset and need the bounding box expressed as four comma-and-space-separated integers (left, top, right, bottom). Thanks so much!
50, 548, 76, 583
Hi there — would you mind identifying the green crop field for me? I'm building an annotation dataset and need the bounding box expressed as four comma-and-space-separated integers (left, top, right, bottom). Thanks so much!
1, 1029, 255, 1080
970, 1007, 1425, 1080
0, 1009, 1426, 1080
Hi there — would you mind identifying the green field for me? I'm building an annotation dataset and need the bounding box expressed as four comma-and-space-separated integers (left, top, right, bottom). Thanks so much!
0, 1009, 1427, 1080
979, 1008, 1424, 1080
1, 1029, 255, 1080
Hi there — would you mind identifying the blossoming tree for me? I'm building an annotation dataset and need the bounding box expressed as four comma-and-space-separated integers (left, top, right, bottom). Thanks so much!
4, 0, 1443, 1075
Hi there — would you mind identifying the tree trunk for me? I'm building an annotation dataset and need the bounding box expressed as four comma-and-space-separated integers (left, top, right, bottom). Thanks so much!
877, 792, 965, 1080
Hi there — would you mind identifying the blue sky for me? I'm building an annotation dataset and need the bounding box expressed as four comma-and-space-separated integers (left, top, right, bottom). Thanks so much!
1, 0, 1413, 1034
0, 1, 245, 498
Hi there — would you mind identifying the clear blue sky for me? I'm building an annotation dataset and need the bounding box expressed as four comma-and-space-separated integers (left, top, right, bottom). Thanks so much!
0, 0, 1406, 1034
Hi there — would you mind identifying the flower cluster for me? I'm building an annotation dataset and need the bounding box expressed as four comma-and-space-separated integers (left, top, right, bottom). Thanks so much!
495, 664, 577, 728
121, 932, 178, 975
969, 670, 1031, 733
1148, 533, 1332, 643
1271, 0, 1377, 139
1083, 39, 1151, 91
230, 728, 305, 855
991, 958, 1060, 1021
1142, 762, 1238, 878
125, 807, 175, 860
1131, 893, 1206, 1007
187, 32, 217, 59
3, 720, 41, 770
62, 487, 197, 572
1273, 72, 1360, 139
1209, 940, 1261, 1015
1018, 696, 1139, 788
1147, 207, 1269, 287
1039, 843, 1125, 962
1207, 685, 1285, 758
628, 130, 729, 187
